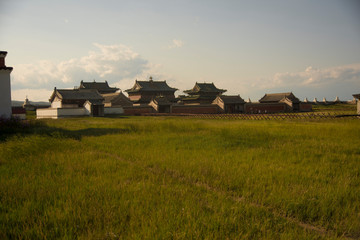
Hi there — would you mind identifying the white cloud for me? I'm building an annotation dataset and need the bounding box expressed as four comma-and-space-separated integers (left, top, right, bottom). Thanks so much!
249, 63, 360, 100
11, 43, 173, 101
168, 39, 184, 49
253, 64, 360, 89
12, 43, 149, 89
11, 43, 169, 100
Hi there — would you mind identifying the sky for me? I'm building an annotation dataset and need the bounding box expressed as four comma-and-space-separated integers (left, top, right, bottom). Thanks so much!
1, 0, 360, 101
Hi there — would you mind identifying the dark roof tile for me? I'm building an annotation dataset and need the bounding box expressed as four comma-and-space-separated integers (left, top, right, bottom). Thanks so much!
79, 80, 119, 93
49, 89, 104, 102
217, 95, 245, 104
126, 79, 177, 93
102, 92, 133, 106
184, 82, 226, 94
259, 92, 300, 103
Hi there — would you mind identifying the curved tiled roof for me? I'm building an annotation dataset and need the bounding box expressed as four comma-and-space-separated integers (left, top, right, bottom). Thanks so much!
184, 82, 226, 94
102, 92, 133, 106
151, 96, 172, 105
79, 80, 119, 93
49, 88, 104, 102
217, 95, 245, 104
259, 92, 300, 103
125, 79, 177, 93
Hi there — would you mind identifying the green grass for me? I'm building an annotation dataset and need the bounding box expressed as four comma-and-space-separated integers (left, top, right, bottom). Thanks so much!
312, 103, 356, 113
1, 116, 359, 239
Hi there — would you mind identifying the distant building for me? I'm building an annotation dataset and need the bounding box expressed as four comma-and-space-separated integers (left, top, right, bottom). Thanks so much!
101, 91, 132, 115
181, 82, 226, 104
23, 97, 36, 111
37, 88, 105, 119
259, 92, 301, 111
0, 51, 13, 119
353, 94, 360, 115
79, 80, 119, 94
149, 96, 172, 113
125, 77, 177, 104
102, 92, 133, 107
213, 95, 245, 113
244, 92, 312, 113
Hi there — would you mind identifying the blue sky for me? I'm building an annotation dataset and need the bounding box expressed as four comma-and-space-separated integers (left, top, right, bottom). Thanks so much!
1, 0, 359, 101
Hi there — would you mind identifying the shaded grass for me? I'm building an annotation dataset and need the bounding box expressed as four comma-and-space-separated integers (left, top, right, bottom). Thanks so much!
1, 116, 359, 239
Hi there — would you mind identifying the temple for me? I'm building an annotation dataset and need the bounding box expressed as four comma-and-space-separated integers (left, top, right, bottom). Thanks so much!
181, 82, 226, 104
125, 76, 178, 104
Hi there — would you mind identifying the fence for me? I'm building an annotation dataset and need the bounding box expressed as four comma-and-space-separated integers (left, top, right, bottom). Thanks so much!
180, 112, 360, 120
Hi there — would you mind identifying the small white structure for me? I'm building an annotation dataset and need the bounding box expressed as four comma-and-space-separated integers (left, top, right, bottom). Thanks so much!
313, 98, 318, 104
37, 88, 104, 119
334, 96, 341, 103
323, 97, 327, 103
0, 51, 13, 119
353, 94, 360, 115
23, 96, 36, 111
304, 97, 308, 102
37, 108, 88, 119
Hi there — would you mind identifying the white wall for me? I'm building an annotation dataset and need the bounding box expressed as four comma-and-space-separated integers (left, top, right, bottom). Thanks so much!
36, 108, 59, 119
51, 101, 62, 108
84, 102, 91, 114
37, 108, 88, 119
0, 70, 12, 118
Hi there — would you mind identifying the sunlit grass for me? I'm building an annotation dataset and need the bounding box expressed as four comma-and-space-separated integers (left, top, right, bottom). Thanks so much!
1, 116, 359, 239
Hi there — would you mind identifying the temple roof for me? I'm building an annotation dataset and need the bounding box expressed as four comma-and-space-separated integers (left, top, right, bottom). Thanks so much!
151, 96, 172, 105
216, 95, 245, 104
125, 77, 177, 93
79, 80, 119, 93
184, 82, 226, 95
102, 92, 133, 106
49, 88, 104, 102
259, 92, 300, 103
353, 94, 360, 99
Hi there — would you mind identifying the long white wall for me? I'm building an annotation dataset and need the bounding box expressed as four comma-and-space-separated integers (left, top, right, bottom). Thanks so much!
37, 108, 88, 119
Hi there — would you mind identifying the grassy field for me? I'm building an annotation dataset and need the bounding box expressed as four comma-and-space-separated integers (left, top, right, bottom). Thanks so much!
1, 116, 359, 239
312, 103, 356, 113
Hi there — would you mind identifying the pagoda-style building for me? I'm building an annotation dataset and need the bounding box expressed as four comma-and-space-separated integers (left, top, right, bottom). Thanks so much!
181, 82, 226, 104
125, 77, 178, 104
259, 92, 301, 111
79, 80, 119, 94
